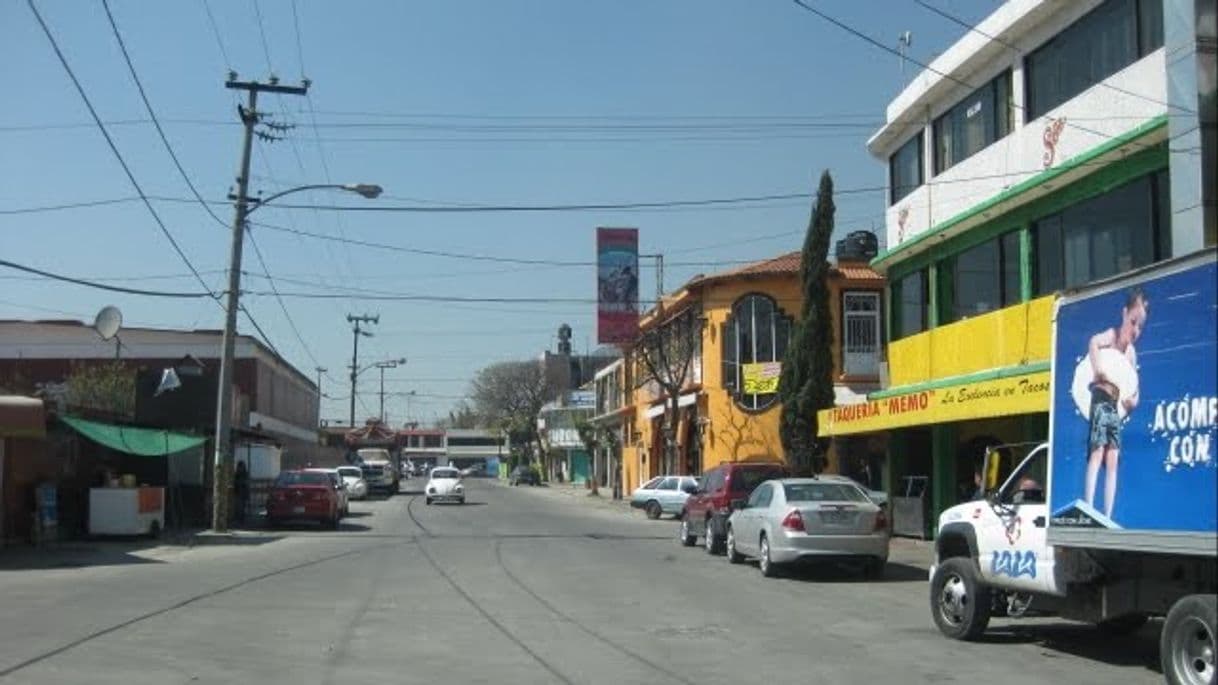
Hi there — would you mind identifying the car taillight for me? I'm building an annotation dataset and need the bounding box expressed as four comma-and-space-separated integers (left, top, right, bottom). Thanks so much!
781, 509, 805, 532
874, 509, 888, 532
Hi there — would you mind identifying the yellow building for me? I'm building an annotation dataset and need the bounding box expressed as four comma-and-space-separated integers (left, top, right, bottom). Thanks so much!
621, 251, 884, 493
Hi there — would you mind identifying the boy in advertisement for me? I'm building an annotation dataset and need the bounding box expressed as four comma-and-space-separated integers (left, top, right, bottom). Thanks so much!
1083, 288, 1149, 519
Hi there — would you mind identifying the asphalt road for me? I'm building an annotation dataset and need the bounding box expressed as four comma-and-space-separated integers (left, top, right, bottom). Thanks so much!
0, 479, 1164, 684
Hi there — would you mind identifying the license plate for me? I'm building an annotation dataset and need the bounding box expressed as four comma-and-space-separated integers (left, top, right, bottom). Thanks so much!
293, 506, 306, 514
822, 510, 848, 523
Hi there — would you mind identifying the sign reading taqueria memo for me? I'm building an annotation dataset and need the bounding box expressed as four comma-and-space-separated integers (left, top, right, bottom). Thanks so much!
816, 371, 1051, 437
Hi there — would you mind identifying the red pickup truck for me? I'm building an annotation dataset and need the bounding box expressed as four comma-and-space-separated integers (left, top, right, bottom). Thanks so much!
679, 461, 788, 554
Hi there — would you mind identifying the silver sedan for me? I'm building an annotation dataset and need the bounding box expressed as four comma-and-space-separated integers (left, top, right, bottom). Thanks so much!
725, 477, 889, 578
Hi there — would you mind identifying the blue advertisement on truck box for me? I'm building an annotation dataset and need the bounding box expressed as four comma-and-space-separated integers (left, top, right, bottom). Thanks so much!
1049, 254, 1217, 533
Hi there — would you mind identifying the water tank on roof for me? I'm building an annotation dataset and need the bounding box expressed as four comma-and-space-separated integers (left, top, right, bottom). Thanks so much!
835, 230, 879, 262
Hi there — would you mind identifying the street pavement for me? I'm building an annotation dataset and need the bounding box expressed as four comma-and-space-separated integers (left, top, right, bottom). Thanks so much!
0, 478, 1163, 684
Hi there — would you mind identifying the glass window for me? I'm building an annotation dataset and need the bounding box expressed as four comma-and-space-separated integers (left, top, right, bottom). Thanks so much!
642, 477, 663, 490
948, 231, 1021, 323
784, 482, 869, 503
890, 133, 924, 204
748, 483, 773, 508
1033, 171, 1170, 295
934, 70, 1013, 174
731, 467, 785, 494
1002, 449, 1049, 505
657, 477, 678, 491
703, 468, 725, 493
681, 477, 699, 492
892, 269, 928, 340
1025, 0, 1164, 120
274, 471, 329, 486
723, 294, 792, 411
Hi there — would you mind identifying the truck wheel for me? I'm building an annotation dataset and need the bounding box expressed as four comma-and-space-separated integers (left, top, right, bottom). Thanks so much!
1097, 613, 1148, 636
678, 515, 697, 547
1161, 594, 1216, 685
704, 517, 723, 555
645, 500, 662, 520
930, 558, 991, 641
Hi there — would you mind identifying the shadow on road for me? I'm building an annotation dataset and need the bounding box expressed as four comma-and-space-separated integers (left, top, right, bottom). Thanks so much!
771, 560, 926, 584
341, 510, 373, 518
979, 621, 1162, 675
0, 542, 167, 571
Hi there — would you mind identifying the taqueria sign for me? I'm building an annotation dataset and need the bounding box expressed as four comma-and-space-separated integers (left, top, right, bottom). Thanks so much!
817, 371, 1051, 436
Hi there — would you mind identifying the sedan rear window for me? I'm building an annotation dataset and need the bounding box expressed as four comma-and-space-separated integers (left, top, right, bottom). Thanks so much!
783, 483, 868, 503
337, 468, 362, 479
275, 472, 329, 486
431, 469, 459, 479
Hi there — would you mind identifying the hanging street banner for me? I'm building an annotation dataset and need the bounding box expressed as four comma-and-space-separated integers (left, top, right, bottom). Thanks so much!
816, 370, 1052, 436
742, 362, 782, 394
597, 227, 640, 344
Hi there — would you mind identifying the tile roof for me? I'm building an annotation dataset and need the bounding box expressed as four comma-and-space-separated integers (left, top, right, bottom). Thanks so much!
687, 250, 801, 289
833, 264, 884, 281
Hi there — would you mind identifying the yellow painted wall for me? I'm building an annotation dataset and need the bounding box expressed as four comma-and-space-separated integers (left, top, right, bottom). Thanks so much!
888, 296, 1054, 387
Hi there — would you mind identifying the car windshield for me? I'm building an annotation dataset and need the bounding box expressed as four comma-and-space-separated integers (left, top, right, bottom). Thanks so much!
784, 483, 869, 503
431, 469, 459, 479
275, 472, 329, 487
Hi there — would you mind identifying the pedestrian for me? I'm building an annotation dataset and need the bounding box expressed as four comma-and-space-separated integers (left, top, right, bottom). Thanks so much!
234, 460, 250, 525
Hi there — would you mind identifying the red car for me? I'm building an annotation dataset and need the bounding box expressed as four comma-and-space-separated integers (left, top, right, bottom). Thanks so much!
679, 461, 788, 554
266, 470, 341, 529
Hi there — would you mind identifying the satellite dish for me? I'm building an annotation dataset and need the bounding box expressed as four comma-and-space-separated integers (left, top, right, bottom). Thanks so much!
94, 306, 123, 341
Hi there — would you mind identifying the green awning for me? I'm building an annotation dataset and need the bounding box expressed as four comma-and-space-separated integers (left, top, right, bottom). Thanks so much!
61, 416, 206, 457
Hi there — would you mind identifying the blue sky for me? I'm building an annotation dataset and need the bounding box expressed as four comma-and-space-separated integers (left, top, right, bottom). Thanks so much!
1, 1, 987, 425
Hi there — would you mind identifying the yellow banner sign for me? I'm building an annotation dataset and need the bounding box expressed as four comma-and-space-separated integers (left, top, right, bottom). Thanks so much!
742, 362, 781, 394
817, 371, 1051, 436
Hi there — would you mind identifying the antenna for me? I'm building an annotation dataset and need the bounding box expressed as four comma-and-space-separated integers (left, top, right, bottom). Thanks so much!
898, 31, 913, 76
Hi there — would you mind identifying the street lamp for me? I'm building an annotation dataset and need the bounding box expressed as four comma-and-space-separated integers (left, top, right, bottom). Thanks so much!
212, 182, 381, 533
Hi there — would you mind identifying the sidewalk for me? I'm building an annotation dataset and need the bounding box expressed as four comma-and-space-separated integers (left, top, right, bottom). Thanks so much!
491, 477, 635, 515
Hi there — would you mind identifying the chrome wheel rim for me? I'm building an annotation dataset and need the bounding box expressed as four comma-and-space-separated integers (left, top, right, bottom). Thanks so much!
759, 538, 770, 574
680, 518, 689, 542
726, 528, 736, 558
1169, 615, 1215, 685
937, 573, 968, 627
704, 523, 715, 552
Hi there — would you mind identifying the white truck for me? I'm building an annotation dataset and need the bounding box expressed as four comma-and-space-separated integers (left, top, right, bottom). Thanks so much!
928, 249, 1216, 685
356, 448, 400, 496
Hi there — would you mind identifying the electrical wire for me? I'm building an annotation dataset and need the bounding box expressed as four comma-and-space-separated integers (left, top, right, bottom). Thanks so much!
25, 0, 217, 301
789, 0, 1163, 151
0, 258, 214, 298
198, 0, 232, 69
910, 0, 1191, 114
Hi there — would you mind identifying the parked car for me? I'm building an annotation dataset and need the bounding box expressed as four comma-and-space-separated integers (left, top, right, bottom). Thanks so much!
425, 467, 465, 505
336, 465, 368, 500
631, 475, 699, 519
305, 468, 350, 516
838, 475, 888, 509
725, 478, 889, 578
509, 465, 539, 486
266, 470, 341, 529
679, 461, 788, 554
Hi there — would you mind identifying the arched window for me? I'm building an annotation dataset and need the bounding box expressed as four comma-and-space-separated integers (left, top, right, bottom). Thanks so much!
721, 293, 792, 411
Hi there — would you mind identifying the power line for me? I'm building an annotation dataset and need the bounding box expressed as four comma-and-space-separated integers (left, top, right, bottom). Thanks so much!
0, 258, 214, 298
247, 230, 320, 367
789, 0, 1163, 151
198, 0, 232, 68
910, 0, 1190, 115
26, 0, 216, 300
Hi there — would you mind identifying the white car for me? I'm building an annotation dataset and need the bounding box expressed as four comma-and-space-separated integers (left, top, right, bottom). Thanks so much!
305, 468, 350, 517
425, 467, 465, 505
336, 466, 369, 500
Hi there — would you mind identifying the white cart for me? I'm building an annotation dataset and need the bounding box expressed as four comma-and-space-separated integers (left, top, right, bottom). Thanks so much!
88, 487, 165, 536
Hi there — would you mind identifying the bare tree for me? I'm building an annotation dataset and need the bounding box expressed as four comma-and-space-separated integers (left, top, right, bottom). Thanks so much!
636, 306, 701, 475
436, 401, 480, 429
469, 360, 559, 468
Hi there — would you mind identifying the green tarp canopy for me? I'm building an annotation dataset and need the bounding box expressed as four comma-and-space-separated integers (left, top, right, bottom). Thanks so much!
61, 416, 206, 456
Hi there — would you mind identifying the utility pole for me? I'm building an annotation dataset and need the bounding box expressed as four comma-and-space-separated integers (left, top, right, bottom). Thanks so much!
347, 314, 379, 427
211, 74, 308, 533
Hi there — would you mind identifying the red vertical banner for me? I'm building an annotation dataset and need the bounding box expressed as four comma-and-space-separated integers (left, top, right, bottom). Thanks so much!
597, 227, 639, 344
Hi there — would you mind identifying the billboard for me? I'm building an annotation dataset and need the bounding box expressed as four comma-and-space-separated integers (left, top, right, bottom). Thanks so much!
597, 227, 639, 344
1048, 254, 1217, 534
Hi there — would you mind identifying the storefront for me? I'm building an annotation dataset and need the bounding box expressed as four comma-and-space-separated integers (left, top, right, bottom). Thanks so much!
0, 397, 48, 545
818, 369, 1051, 538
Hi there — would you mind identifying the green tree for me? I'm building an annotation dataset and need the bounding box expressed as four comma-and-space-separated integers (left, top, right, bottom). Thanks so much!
779, 171, 836, 473
66, 361, 136, 419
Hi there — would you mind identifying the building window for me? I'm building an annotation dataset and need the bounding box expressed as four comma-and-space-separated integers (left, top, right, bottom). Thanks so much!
1033, 169, 1171, 295
842, 292, 881, 377
1025, 0, 1165, 120
889, 132, 924, 205
933, 70, 1013, 174
891, 269, 928, 340
946, 231, 1022, 323
721, 293, 792, 411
